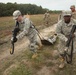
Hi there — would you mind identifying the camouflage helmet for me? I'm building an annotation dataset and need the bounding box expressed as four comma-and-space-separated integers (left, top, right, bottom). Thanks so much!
13, 10, 21, 20
62, 10, 72, 16
70, 5, 75, 9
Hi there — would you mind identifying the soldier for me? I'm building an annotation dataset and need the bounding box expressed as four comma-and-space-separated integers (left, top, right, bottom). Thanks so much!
58, 11, 64, 21
12, 10, 42, 58
56, 11, 76, 69
43, 10, 50, 26
70, 5, 76, 19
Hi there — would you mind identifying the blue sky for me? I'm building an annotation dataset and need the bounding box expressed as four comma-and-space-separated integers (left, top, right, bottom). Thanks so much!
0, 0, 76, 10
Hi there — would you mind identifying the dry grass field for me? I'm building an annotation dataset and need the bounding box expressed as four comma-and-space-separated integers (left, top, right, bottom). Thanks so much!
0, 14, 76, 75
0, 14, 58, 39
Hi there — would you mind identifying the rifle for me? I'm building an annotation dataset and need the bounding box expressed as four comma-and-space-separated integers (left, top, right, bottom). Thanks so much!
65, 25, 76, 64
10, 21, 20, 54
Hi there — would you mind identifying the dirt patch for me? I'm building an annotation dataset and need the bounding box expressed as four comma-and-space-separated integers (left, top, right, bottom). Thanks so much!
0, 24, 57, 75
37, 66, 51, 75
3, 64, 18, 75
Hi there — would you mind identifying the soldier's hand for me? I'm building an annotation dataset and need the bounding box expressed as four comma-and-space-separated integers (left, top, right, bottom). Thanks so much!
64, 47, 68, 52
65, 38, 68, 43
11, 37, 17, 43
14, 27, 20, 33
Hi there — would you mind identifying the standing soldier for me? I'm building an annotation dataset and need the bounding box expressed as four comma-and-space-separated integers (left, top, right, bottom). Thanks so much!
58, 11, 64, 21
56, 11, 76, 69
11, 10, 42, 58
43, 10, 50, 26
70, 5, 76, 19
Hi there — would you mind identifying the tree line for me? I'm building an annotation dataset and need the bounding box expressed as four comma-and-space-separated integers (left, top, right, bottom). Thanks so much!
0, 2, 61, 17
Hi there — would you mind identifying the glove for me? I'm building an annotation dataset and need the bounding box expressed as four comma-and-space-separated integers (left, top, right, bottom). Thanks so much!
14, 27, 20, 33
64, 47, 68, 52
13, 37, 17, 43
11, 37, 17, 43
65, 38, 68, 43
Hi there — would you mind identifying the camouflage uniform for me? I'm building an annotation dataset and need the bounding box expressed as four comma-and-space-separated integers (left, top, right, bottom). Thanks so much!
58, 11, 64, 21
58, 10, 71, 22
70, 5, 76, 19
56, 10, 76, 68
72, 11, 76, 19
16, 17, 42, 53
56, 18, 76, 55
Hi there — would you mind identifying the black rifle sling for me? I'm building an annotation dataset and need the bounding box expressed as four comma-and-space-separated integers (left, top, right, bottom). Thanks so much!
66, 25, 76, 64
30, 22, 42, 40
16, 21, 19, 28
66, 25, 76, 47
70, 39, 74, 63
10, 21, 19, 54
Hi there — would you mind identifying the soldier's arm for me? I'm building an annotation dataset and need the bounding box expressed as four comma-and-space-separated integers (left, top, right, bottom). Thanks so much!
16, 18, 31, 40
56, 22, 68, 42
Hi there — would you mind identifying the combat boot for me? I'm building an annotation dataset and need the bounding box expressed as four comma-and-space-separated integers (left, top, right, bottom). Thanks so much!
59, 55, 65, 69
32, 53, 38, 59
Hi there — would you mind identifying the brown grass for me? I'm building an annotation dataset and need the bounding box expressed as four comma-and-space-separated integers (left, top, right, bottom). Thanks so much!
0, 14, 59, 39
1, 14, 76, 75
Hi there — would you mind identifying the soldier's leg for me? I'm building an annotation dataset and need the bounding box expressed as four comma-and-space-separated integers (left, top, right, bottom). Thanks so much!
29, 40, 37, 53
29, 43, 36, 53
29, 42, 38, 59
36, 34, 43, 50
29, 34, 42, 58
28, 34, 38, 53
46, 20, 48, 25
59, 54, 66, 69
30, 34, 40, 58
44, 19, 48, 26
58, 41, 67, 69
